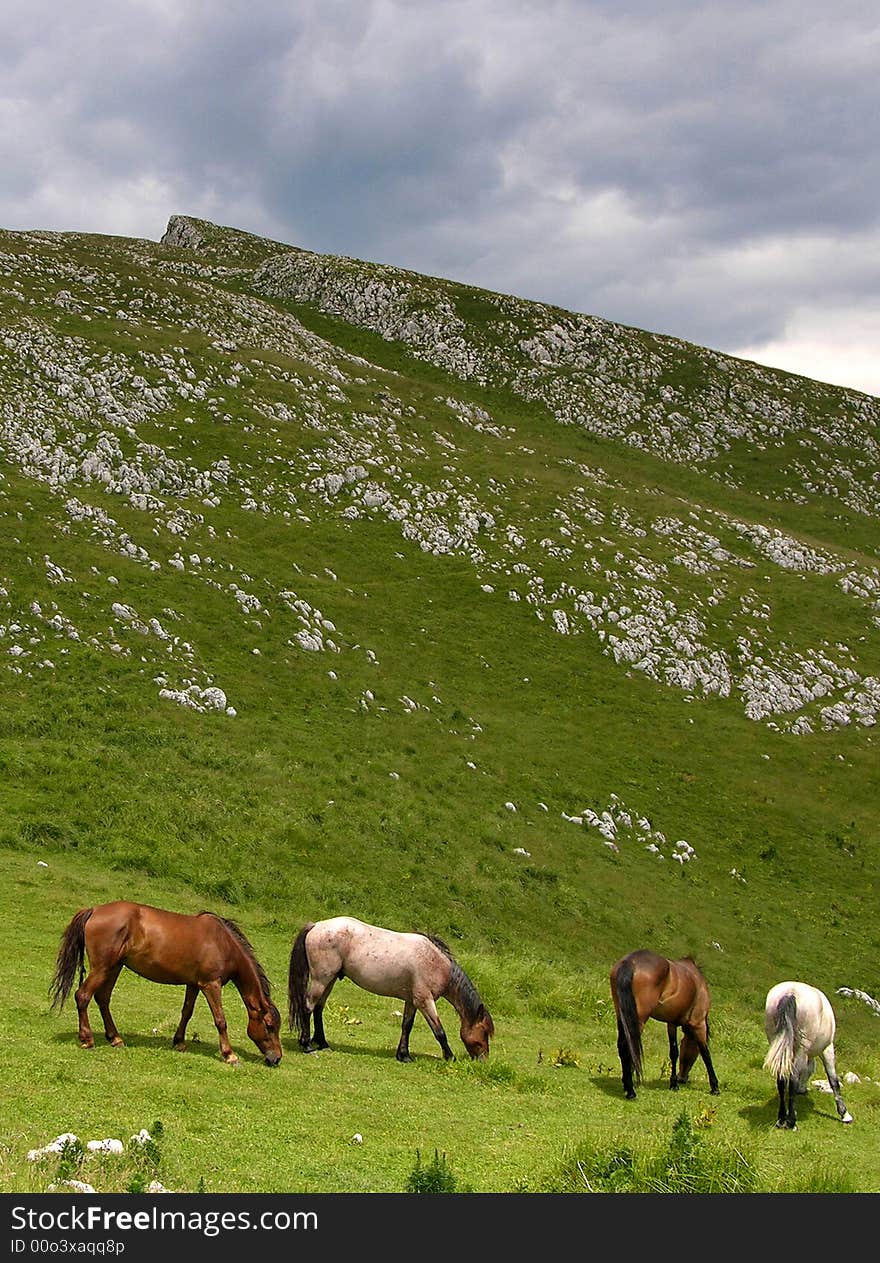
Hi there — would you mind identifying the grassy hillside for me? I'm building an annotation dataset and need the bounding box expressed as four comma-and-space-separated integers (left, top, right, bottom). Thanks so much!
1, 215, 878, 1193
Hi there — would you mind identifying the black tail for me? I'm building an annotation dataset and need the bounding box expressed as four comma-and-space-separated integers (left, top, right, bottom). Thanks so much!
614, 956, 643, 1083
49, 908, 93, 1010
287, 923, 314, 1036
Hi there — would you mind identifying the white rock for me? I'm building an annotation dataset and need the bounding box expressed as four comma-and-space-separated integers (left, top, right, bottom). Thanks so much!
87, 1138, 123, 1154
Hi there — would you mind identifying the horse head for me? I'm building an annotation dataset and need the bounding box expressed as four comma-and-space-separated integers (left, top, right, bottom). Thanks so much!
247, 999, 283, 1065
460, 1004, 494, 1060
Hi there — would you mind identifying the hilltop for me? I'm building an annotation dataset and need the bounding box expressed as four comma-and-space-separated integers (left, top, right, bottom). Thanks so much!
0, 214, 877, 1192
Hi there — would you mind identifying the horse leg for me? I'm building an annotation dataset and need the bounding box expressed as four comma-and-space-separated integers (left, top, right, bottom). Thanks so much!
93, 966, 124, 1047
311, 997, 330, 1051
616, 1017, 637, 1099
776, 1076, 797, 1129
200, 980, 238, 1064
74, 969, 107, 1049
819, 1044, 853, 1123
667, 1023, 680, 1089
173, 984, 199, 1050
396, 1000, 417, 1062
417, 996, 455, 1061
302, 976, 336, 1051
679, 1022, 719, 1094
786, 1077, 797, 1129
795, 1056, 815, 1094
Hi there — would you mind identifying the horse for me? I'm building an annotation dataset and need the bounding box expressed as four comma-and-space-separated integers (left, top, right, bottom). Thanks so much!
610, 948, 720, 1100
287, 916, 494, 1061
763, 981, 853, 1129
50, 901, 283, 1066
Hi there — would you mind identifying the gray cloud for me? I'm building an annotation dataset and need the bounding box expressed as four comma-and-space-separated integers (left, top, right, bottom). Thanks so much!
2, 0, 878, 393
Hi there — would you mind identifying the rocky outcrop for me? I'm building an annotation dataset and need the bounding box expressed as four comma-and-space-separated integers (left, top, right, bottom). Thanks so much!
160, 215, 205, 252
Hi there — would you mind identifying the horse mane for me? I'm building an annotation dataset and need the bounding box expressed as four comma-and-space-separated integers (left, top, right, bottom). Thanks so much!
415, 931, 492, 1031
448, 959, 493, 1028
206, 913, 275, 1006
422, 932, 454, 960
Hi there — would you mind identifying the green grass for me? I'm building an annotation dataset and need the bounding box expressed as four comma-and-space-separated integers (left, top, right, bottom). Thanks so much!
1, 850, 878, 1194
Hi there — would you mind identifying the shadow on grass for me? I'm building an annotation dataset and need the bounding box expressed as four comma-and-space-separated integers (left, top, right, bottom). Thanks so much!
49, 1030, 271, 1066
589, 1074, 626, 1098
283, 1039, 402, 1060
739, 1092, 829, 1130
588, 1074, 713, 1099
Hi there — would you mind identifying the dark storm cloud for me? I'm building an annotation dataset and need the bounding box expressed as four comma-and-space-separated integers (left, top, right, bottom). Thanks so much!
2, 0, 878, 392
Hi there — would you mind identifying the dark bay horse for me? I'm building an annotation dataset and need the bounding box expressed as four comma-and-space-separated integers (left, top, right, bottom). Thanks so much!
610, 949, 720, 1100
764, 981, 853, 1129
288, 916, 494, 1061
50, 902, 282, 1065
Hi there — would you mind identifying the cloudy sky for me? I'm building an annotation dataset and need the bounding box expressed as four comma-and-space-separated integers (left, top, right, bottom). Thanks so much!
4, 0, 878, 395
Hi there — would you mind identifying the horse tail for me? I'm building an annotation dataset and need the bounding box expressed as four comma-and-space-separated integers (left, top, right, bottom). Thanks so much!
613, 955, 643, 1083
49, 908, 92, 1010
287, 922, 315, 1035
764, 991, 798, 1079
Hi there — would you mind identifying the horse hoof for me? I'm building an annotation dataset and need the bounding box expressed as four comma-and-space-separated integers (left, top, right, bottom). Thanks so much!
841, 1113, 854, 1124
710, 1087, 720, 1096
396, 1053, 413, 1063
224, 1055, 239, 1066
173, 1042, 186, 1052
110, 1040, 124, 1049
625, 1091, 637, 1101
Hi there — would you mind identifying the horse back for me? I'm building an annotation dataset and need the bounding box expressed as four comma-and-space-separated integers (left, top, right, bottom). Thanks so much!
611, 949, 668, 994
308, 916, 450, 1000
613, 951, 709, 1024
85, 902, 235, 985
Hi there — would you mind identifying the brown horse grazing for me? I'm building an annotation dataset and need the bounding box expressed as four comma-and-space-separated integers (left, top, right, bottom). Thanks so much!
50, 902, 282, 1066
610, 949, 720, 1100
288, 917, 494, 1061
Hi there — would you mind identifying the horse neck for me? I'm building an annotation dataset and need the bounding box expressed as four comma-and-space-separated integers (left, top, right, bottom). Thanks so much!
228, 940, 267, 1011
441, 960, 479, 1027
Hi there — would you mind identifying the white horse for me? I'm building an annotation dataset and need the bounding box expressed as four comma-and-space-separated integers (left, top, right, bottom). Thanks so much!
763, 981, 853, 1129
